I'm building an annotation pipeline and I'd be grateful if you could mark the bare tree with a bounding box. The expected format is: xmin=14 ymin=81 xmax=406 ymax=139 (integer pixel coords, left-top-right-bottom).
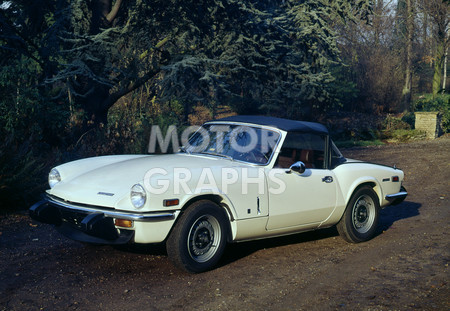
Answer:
xmin=421 ymin=0 xmax=449 ymax=97
xmin=336 ymin=0 xmax=404 ymax=113
xmin=401 ymin=0 xmax=414 ymax=112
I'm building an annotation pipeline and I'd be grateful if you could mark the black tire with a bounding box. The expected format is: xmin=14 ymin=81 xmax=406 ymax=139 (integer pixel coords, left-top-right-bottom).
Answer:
xmin=166 ymin=200 xmax=228 ymax=273
xmin=337 ymin=186 xmax=380 ymax=243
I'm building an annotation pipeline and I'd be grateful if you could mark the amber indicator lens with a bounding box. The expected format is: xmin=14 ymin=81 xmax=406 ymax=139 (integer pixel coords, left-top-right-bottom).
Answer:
xmin=115 ymin=219 xmax=133 ymax=228
xmin=163 ymin=199 xmax=180 ymax=207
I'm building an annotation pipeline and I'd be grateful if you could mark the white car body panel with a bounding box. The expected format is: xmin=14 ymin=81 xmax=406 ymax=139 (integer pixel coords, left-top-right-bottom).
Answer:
xmin=266 ymin=168 xmax=337 ymax=231
xmin=34 ymin=117 xmax=406 ymax=246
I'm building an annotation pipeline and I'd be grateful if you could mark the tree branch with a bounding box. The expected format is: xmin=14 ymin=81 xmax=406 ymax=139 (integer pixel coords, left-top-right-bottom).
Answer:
xmin=102 ymin=67 xmax=161 ymax=111
xmin=106 ymin=0 xmax=123 ymax=23
xmin=0 ymin=11 xmax=45 ymax=69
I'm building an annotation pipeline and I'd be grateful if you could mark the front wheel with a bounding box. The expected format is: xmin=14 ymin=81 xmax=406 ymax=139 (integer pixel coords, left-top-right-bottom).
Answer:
xmin=166 ymin=200 xmax=228 ymax=273
xmin=337 ymin=186 xmax=380 ymax=243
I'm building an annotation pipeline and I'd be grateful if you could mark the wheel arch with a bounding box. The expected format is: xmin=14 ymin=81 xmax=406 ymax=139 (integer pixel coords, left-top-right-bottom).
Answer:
xmin=175 ymin=194 xmax=236 ymax=242
xmin=346 ymin=179 xmax=382 ymax=207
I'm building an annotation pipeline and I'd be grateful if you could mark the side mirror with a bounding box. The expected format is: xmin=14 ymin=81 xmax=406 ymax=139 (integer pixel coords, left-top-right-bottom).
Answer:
xmin=286 ymin=161 xmax=306 ymax=175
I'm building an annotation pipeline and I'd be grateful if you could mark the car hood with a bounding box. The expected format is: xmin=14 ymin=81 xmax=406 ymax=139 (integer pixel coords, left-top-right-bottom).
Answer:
xmin=48 ymin=153 xmax=238 ymax=208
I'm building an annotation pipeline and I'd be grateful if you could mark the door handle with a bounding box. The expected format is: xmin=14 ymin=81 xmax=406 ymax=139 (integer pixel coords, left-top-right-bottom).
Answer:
xmin=322 ymin=176 xmax=333 ymax=183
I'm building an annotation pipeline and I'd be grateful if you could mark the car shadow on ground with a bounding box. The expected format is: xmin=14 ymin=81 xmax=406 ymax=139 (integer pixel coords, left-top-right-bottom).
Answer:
xmin=109 ymin=200 xmax=421 ymax=267
xmin=113 ymin=242 xmax=168 ymax=256
xmin=219 ymin=227 xmax=340 ymax=267
xmin=219 ymin=200 xmax=421 ymax=268
xmin=377 ymin=200 xmax=421 ymax=233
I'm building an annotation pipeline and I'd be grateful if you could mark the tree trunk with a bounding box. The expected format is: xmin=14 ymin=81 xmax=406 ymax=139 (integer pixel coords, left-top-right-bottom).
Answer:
xmin=91 ymin=0 xmax=112 ymax=33
xmin=75 ymin=0 xmax=164 ymax=131
xmin=373 ymin=0 xmax=384 ymax=47
xmin=443 ymin=46 xmax=448 ymax=93
xmin=432 ymin=38 xmax=445 ymax=98
xmin=77 ymin=0 xmax=121 ymax=130
xmin=426 ymin=0 xmax=449 ymax=98
xmin=401 ymin=0 xmax=413 ymax=112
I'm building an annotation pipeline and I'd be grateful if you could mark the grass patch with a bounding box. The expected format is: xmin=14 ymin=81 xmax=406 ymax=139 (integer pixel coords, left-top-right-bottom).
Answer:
xmin=383 ymin=129 xmax=427 ymax=143
xmin=335 ymin=139 xmax=384 ymax=148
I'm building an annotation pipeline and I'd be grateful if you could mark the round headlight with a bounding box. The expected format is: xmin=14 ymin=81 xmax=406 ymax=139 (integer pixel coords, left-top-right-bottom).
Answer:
xmin=131 ymin=184 xmax=146 ymax=209
xmin=48 ymin=168 xmax=61 ymax=188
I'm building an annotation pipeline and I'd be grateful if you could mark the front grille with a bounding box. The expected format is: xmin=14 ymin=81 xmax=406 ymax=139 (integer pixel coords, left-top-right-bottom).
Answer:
xmin=59 ymin=208 xmax=89 ymax=229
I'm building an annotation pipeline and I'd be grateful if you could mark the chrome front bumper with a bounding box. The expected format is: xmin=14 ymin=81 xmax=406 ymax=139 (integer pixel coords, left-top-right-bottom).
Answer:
xmin=29 ymin=195 xmax=176 ymax=244
xmin=42 ymin=195 xmax=176 ymax=222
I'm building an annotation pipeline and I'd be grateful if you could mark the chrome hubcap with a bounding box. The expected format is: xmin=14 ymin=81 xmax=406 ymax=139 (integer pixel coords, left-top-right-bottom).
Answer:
xmin=191 ymin=220 xmax=213 ymax=256
xmin=352 ymin=195 xmax=375 ymax=234
xmin=188 ymin=215 xmax=221 ymax=263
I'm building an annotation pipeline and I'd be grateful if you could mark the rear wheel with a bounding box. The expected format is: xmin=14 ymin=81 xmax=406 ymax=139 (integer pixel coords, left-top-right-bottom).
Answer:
xmin=166 ymin=200 xmax=228 ymax=273
xmin=337 ymin=186 xmax=380 ymax=243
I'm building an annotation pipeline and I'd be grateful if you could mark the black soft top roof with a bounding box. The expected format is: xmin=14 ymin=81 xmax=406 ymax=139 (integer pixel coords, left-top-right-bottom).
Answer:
xmin=212 ymin=115 xmax=329 ymax=135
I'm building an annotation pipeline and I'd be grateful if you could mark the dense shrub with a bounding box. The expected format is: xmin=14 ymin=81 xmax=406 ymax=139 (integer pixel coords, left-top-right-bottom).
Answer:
xmin=325 ymin=112 xmax=384 ymax=142
xmin=328 ymin=113 xmax=429 ymax=146
xmin=382 ymin=115 xmax=411 ymax=131
xmin=379 ymin=115 xmax=429 ymax=143
xmin=401 ymin=112 xmax=416 ymax=129
xmin=383 ymin=129 xmax=427 ymax=142
xmin=0 ymin=137 xmax=53 ymax=212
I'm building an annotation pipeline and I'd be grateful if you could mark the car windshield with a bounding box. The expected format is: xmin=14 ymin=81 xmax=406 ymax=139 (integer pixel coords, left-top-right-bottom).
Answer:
xmin=183 ymin=124 xmax=280 ymax=165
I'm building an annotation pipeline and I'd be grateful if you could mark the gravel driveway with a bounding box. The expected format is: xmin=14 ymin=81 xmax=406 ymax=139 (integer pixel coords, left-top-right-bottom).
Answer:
xmin=1 ymin=137 xmax=449 ymax=310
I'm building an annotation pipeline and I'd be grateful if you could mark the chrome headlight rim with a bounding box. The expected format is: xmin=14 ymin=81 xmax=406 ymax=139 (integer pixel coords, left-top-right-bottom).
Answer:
xmin=48 ymin=168 xmax=61 ymax=188
xmin=130 ymin=183 xmax=147 ymax=209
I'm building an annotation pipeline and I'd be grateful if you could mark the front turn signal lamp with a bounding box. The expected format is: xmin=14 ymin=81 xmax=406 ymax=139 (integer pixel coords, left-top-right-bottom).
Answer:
xmin=115 ymin=219 xmax=133 ymax=228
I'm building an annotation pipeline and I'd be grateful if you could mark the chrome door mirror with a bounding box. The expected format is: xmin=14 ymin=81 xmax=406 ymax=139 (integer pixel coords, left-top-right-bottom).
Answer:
xmin=286 ymin=161 xmax=306 ymax=175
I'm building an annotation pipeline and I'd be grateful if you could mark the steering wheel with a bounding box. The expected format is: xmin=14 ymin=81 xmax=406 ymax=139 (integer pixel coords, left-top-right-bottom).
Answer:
xmin=245 ymin=149 xmax=269 ymax=164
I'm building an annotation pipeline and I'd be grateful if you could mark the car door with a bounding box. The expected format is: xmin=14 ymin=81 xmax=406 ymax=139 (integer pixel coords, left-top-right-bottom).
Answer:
xmin=266 ymin=132 xmax=337 ymax=231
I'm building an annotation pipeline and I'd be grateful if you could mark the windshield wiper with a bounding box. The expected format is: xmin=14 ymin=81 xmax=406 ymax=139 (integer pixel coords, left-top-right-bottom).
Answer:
xmin=179 ymin=146 xmax=191 ymax=154
xmin=198 ymin=151 xmax=233 ymax=161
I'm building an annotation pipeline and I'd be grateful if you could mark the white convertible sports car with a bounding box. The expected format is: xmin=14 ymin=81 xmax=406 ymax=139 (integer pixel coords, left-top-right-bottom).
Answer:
xmin=30 ymin=116 xmax=407 ymax=273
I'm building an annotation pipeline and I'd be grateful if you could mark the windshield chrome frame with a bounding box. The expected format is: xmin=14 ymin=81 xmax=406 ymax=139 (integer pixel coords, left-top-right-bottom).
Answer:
xmin=182 ymin=121 xmax=283 ymax=167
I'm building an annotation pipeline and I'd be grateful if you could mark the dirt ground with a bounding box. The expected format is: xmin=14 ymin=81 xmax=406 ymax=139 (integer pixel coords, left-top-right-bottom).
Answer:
xmin=1 ymin=137 xmax=449 ymax=311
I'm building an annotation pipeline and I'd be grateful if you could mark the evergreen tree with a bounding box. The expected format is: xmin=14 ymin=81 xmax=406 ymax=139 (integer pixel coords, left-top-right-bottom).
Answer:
xmin=0 ymin=0 xmax=69 ymax=143
xmin=2 ymin=0 xmax=373 ymax=133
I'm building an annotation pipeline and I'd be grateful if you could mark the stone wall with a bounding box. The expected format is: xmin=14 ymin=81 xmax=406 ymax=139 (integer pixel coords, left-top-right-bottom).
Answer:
xmin=415 ymin=112 xmax=442 ymax=139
